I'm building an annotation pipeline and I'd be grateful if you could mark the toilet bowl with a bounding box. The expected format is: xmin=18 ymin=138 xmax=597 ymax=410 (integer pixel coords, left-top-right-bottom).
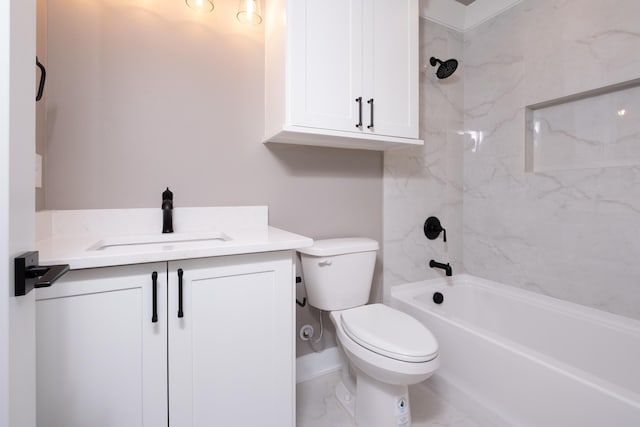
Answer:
xmin=298 ymin=238 xmax=440 ymax=427
xmin=331 ymin=305 xmax=439 ymax=427
xmin=332 ymin=304 xmax=439 ymax=385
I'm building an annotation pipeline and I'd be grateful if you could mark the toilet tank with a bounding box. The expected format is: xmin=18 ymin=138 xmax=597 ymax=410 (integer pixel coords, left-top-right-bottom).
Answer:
xmin=298 ymin=238 xmax=379 ymax=311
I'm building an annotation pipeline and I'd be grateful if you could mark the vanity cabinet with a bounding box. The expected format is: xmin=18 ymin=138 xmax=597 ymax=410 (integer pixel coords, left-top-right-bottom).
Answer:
xmin=35 ymin=263 xmax=168 ymax=427
xmin=36 ymin=251 xmax=295 ymax=427
xmin=264 ymin=0 xmax=422 ymax=151
xmin=167 ymin=253 xmax=295 ymax=426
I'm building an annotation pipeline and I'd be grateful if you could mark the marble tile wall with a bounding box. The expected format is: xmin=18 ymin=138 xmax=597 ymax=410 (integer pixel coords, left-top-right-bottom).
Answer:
xmin=385 ymin=0 xmax=640 ymax=320
xmin=530 ymin=83 xmax=640 ymax=172
xmin=463 ymin=0 xmax=640 ymax=319
xmin=383 ymin=19 xmax=464 ymax=297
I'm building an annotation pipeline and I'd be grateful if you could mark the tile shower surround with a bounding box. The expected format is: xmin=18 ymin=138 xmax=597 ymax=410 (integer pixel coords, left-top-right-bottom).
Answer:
xmin=384 ymin=0 xmax=640 ymax=320
xmin=528 ymin=82 xmax=640 ymax=172
xmin=383 ymin=18 xmax=464 ymax=295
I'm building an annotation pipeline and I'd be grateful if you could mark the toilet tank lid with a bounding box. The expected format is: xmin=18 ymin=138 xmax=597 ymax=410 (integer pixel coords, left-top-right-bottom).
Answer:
xmin=298 ymin=238 xmax=379 ymax=257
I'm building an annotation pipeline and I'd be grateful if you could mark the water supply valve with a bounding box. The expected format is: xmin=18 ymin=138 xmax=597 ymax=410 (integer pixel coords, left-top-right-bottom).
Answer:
xmin=300 ymin=325 xmax=314 ymax=341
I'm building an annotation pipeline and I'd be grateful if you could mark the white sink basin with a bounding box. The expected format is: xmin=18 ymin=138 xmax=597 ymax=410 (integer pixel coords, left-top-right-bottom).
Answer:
xmin=89 ymin=232 xmax=231 ymax=251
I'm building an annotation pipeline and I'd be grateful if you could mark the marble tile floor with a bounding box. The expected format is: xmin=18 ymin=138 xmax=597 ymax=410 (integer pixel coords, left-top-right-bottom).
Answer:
xmin=297 ymin=370 xmax=480 ymax=427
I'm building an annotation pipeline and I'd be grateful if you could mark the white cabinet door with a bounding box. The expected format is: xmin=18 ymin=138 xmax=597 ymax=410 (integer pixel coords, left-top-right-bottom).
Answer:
xmin=289 ymin=0 xmax=363 ymax=133
xmin=363 ymin=0 xmax=419 ymax=139
xmin=168 ymin=252 xmax=295 ymax=427
xmin=35 ymin=263 xmax=167 ymax=427
xmin=265 ymin=0 xmax=421 ymax=149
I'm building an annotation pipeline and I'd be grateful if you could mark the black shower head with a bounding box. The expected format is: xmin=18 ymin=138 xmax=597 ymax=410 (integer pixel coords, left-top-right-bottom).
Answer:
xmin=430 ymin=57 xmax=458 ymax=79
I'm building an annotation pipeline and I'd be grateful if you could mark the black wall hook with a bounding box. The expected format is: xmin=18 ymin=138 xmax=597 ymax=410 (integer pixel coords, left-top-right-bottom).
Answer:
xmin=424 ymin=216 xmax=447 ymax=242
xmin=36 ymin=57 xmax=46 ymax=102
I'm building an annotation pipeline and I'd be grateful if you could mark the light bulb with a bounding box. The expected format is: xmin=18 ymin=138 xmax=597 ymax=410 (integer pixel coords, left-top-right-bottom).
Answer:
xmin=237 ymin=0 xmax=262 ymax=25
xmin=186 ymin=0 xmax=214 ymax=13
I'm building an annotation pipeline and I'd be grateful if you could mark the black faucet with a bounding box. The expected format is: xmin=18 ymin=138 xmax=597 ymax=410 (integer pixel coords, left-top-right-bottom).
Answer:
xmin=429 ymin=259 xmax=452 ymax=276
xmin=162 ymin=187 xmax=173 ymax=234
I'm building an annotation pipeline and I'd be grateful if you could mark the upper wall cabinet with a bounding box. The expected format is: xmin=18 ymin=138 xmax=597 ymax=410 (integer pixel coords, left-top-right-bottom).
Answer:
xmin=264 ymin=0 xmax=422 ymax=151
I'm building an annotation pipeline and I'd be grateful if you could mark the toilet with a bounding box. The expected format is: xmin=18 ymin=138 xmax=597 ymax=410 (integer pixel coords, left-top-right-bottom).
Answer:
xmin=298 ymin=238 xmax=439 ymax=427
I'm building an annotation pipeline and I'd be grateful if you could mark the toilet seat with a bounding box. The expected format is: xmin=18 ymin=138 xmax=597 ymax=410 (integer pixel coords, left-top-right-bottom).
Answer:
xmin=331 ymin=308 xmax=439 ymax=386
xmin=341 ymin=304 xmax=438 ymax=363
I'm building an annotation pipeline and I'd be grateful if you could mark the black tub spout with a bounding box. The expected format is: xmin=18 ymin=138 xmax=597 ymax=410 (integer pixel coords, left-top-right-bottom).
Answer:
xmin=429 ymin=259 xmax=452 ymax=276
xmin=162 ymin=187 xmax=173 ymax=234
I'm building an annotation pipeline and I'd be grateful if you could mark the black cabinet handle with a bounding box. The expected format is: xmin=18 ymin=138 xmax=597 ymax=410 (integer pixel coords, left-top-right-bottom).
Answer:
xmin=367 ymin=98 xmax=374 ymax=129
xmin=355 ymin=97 xmax=363 ymax=128
xmin=36 ymin=57 xmax=46 ymax=102
xmin=177 ymin=268 xmax=184 ymax=318
xmin=151 ymin=272 xmax=158 ymax=323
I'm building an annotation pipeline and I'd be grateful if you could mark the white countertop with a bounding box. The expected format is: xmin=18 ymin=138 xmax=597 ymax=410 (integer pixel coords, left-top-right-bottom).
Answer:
xmin=37 ymin=207 xmax=313 ymax=270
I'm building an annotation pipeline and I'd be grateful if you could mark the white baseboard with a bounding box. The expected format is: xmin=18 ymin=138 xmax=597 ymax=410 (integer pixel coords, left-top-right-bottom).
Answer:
xmin=296 ymin=347 xmax=342 ymax=384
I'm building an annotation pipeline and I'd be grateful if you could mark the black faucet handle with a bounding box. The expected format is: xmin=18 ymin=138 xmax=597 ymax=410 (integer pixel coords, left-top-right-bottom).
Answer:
xmin=162 ymin=187 xmax=174 ymax=234
xmin=163 ymin=187 xmax=173 ymax=201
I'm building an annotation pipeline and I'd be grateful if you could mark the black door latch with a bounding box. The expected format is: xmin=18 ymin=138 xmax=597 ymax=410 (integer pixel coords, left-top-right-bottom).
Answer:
xmin=15 ymin=251 xmax=70 ymax=296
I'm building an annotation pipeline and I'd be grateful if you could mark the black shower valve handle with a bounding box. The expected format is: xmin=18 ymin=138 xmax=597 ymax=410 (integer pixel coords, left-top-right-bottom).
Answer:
xmin=424 ymin=216 xmax=447 ymax=243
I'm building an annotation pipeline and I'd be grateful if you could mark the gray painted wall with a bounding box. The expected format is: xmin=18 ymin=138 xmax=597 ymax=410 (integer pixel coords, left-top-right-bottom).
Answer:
xmin=36 ymin=0 xmax=46 ymax=211
xmin=42 ymin=0 xmax=382 ymax=357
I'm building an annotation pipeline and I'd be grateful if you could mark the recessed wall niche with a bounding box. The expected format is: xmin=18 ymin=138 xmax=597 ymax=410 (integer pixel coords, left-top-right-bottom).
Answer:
xmin=525 ymin=79 xmax=640 ymax=173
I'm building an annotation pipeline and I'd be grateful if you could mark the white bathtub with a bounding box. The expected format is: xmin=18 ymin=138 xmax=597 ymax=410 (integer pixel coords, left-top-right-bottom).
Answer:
xmin=390 ymin=274 xmax=640 ymax=426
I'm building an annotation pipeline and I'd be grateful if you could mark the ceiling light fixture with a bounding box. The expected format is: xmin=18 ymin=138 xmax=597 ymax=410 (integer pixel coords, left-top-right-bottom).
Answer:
xmin=185 ymin=0 xmax=214 ymax=13
xmin=185 ymin=0 xmax=262 ymax=25
xmin=236 ymin=0 xmax=262 ymax=25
